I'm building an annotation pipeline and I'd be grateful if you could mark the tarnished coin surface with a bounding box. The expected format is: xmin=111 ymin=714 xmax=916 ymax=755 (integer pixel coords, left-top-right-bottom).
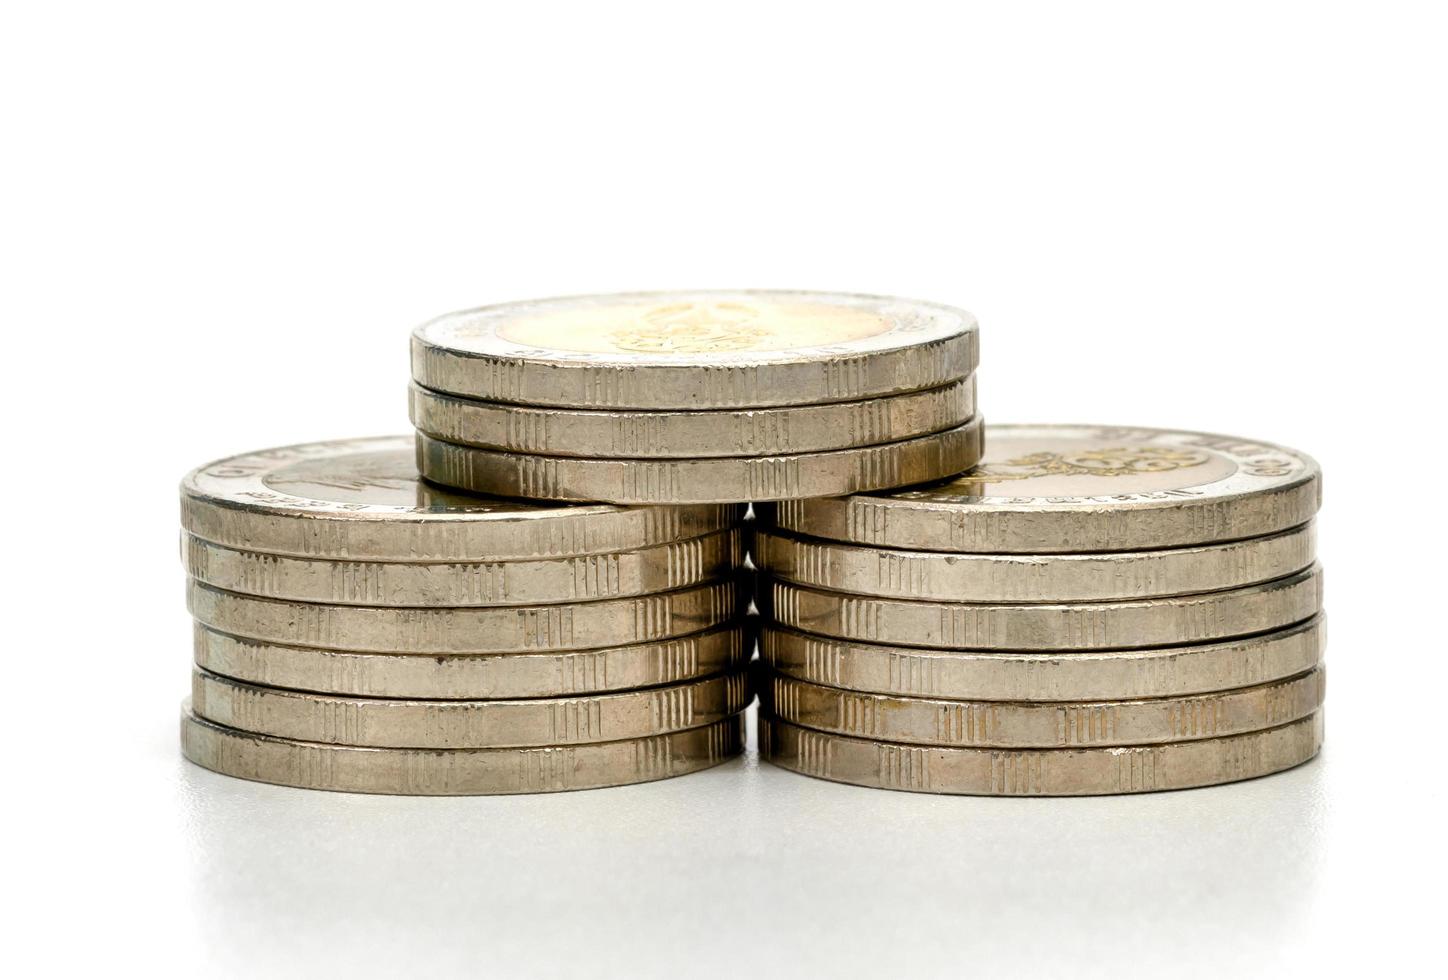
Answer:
xmin=761 ymin=424 xmax=1321 ymax=552
xmin=415 ymin=418 xmax=984 ymax=504
xmin=408 ymin=377 xmax=976 ymax=458
xmin=760 ymin=713 xmax=1323 ymax=795
xmin=187 ymin=578 xmax=745 ymax=653
xmin=182 ymin=528 xmax=741 ymax=606
xmin=760 ymin=617 xmax=1325 ymax=701
xmin=751 ymin=524 xmax=1315 ymax=602
xmin=182 ymin=437 xmax=743 ymax=562
xmin=759 ymin=566 xmax=1322 ymax=650
xmin=411 ymin=290 xmax=978 ymax=410
xmin=760 ymin=667 xmax=1324 ymax=748
xmin=195 ymin=622 xmax=752 ymax=699
xmin=182 ymin=708 xmax=744 ymax=795
xmin=191 ymin=668 xmax=752 ymax=748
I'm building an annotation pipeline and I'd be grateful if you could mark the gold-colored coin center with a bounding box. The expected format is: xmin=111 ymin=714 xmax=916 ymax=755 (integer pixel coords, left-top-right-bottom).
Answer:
xmin=496 ymin=299 xmax=893 ymax=355
xmin=932 ymin=438 xmax=1237 ymax=498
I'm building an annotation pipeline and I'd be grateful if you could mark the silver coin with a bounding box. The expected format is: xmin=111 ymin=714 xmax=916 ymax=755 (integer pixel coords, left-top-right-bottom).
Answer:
xmin=761 ymin=666 xmax=1324 ymax=748
xmin=751 ymin=523 xmax=1315 ymax=601
xmin=194 ymin=622 xmax=752 ymax=699
xmin=182 ymin=528 xmax=742 ymax=607
xmin=187 ymin=577 xmax=745 ymax=653
xmin=408 ymin=377 xmax=976 ymax=458
xmin=182 ymin=707 xmax=744 ymax=795
xmin=762 ymin=424 xmax=1321 ymax=552
xmin=182 ymin=437 xmax=744 ymax=562
xmin=191 ymin=667 xmax=752 ymax=748
xmin=759 ymin=565 xmax=1322 ymax=650
xmin=411 ymin=290 xmax=979 ymax=410
xmin=759 ymin=617 xmax=1325 ymax=701
xmin=415 ymin=418 xmax=984 ymax=504
xmin=760 ymin=713 xmax=1323 ymax=795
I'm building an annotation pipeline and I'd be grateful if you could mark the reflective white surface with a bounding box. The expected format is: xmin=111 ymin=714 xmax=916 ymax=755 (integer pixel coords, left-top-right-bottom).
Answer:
xmin=7 ymin=2 xmax=1444 ymax=976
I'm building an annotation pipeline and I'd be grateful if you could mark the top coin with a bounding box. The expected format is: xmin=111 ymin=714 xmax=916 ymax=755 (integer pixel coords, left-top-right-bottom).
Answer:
xmin=763 ymin=424 xmax=1321 ymax=552
xmin=411 ymin=290 xmax=979 ymax=409
xmin=181 ymin=437 xmax=743 ymax=562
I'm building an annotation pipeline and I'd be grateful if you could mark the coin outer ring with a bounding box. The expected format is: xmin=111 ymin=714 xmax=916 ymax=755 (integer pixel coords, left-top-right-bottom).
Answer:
xmin=181 ymin=708 xmax=744 ymax=795
xmin=183 ymin=436 xmax=744 ymax=561
xmin=761 ymin=424 xmax=1322 ymax=552
xmin=751 ymin=523 xmax=1316 ymax=602
xmin=182 ymin=528 xmax=742 ymax=607
xmin=759 ymin=565 xmax=1323 ymax=650
xmin=759 ymin=713 xmax=1323 ymax=795
xmin=415 ymin=419 xmax=985 ymax=505
xmin=191 ymin=667 xmax=753 ymax=749
xmin=408 ymin=377 xmax=976 ymax=458
xmin=410 ymin=290 xmax=979 ymax=410
xmin=187 ymin=578 xmax=746 ymax=653
xmin=759 ymin=618 xmax=1325 ymax=701
xmin=759 ymin=666 xmax=1324 ymax=748
xmin=194 ymin=622 xmax=753 ymax=699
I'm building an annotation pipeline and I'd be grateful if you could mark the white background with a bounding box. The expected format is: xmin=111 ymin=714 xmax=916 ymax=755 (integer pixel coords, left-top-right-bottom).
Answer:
xmin=4 ymin=2 xmax=1444 ymax=977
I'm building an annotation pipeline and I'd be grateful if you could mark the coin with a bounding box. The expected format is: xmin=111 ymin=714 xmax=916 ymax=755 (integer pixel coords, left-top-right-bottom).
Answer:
xmin=759 ymin=566 xmax=1322 ymax=650
xmin=408 ymin=377 xmax=976 ymax=458
xmin=182 ymin=437 xmax=744 ymax=562
xmin=187 ymin=578 xmax=745 ymax=653
xmin=195 ymin=622 xmax=752 ymax=699
xmin=191 ymin=667 xmax=752 ymax=748
xmin=182 ymin=707 xmax=744 ymax=795
xmin=761 ymin=424 xmax=1321 ymax=552
xmin=760 ymin=713 xmax=1322 ymax=795
xmin=759 ymin=617 xmax=1325 ymax=701
xmin=760 ymin=666 xmax=1323 ymax=748
xmin=182 ymin=528 xmax=741 ymax=606
xmin=751 ymin=523 xmax=1315 ymax=602
xmin=415 ymin=418 xmax=985 ymax=504
xmin=411 ymin=290 xmax=979 ymax=410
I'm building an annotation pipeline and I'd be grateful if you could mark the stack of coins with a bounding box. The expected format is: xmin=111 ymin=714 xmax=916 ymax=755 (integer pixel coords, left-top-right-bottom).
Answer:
xmin=408 ymin=290 xmax=983 ymax=504
xmin=178 ymin=437 xmax=752 ymax=794
xmin=753 ymin=424 xmax=1325 ymax=795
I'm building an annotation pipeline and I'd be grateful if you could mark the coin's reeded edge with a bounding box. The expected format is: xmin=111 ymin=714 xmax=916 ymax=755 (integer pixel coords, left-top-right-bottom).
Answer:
xmin=181 ymin=526 xmax=744 ymax=607
xmin=407 ymin=376 xmax=978 ymax=458
xmin=186 ymin=575 xmax=749 ymax=654
xmin=758 ymin=565 xmax=1324 ymax=651
xmin=193 ymin=621 xmax=756 ymax=699
xmin=749 ymin=522 xmax=1317 ymax=602
xmin=181 ymin=706 xmax=745 ymax=795
xmin=190 ymin=665 xmax=755 ymax=748
xmin=759 ymin=713 xmax=1324 ymax=796
xmin=758 ymin=616 xmax=1326 ymax=701
xmin=414 ymin=418 xmax=985 ymax=504
xmin=757 ymin=665 xmax=1325 ymax=748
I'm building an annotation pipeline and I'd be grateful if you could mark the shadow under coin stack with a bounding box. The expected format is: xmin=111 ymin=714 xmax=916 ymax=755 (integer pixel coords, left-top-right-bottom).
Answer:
xmin=407 ymin=291 xmax=982 ymax=504
xmin=754 ymin=425 xmax=1325 ymax=795
xmin=178 ymin=438 xmax=751 ymax=794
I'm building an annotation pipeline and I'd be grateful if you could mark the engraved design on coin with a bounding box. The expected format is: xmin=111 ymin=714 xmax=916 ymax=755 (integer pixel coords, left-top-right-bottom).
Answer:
xmin=607 ymin=302 xmax=775 ymax=354
xmin=953 ymin=446 xmax=1212 ymax=486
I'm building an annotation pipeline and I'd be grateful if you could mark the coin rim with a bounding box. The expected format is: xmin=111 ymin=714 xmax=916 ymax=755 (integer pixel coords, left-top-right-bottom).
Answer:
xmin=181 ymin=707 xmax=744 ymax=795
xmin=408 ymin=377 xmax=977 ymax=458
xmin=415 ymin=418 xmax=985 ymax=504
xmin=762 ymin=423 xmax=1322 ymax=552
xmin=759 ymin=666 xmax=1325 ymax=748
xmin=758 ymin=616 xmax=1326 ymax=701
xmin=751 ymin=522 xmax=1317 ymax=601
xmin=191 ymin=666 xmax=754 ymax=748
